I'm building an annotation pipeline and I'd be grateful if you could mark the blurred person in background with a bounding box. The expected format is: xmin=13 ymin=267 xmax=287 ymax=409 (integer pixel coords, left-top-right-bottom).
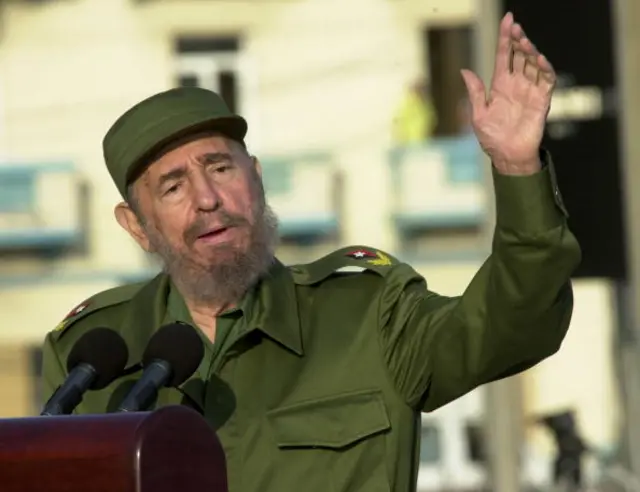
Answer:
xmin=538 ymin=411 xmax=590 ymax=491
xmin=41 ymin=12 xmax=580 ymax=492
xmin=392 ymin=77 xmax=438 ymax=145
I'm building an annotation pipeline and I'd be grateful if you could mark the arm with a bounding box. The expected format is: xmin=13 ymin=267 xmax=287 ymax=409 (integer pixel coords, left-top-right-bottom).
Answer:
xmin=378 ymin=157 xmax=581 ymax=412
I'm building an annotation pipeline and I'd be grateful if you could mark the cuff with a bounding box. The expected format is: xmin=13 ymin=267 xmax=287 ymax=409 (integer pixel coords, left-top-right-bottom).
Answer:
xmin=493 ymin=149 xmax=568 ymax=234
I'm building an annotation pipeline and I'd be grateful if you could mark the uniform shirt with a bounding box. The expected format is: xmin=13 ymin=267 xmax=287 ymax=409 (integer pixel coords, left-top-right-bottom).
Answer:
xmin=165 ymin=282 xmax=249 ymax=387
xmin=41 ymin=156 xmax=580 ymax=492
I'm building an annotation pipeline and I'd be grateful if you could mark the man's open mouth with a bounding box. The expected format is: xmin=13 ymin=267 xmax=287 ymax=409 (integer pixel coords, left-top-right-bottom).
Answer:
xmin=197 ymin=226 xmax=232 ymax=240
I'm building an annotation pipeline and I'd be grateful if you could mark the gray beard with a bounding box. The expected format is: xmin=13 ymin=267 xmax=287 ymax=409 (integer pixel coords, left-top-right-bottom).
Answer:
xmin=147 ymin=203 xmax=279 ymax=307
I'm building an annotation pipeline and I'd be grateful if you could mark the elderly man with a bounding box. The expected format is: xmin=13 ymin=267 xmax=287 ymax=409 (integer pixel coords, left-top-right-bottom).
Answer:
xmin=41 ymin=13 xmax=580 ymax=492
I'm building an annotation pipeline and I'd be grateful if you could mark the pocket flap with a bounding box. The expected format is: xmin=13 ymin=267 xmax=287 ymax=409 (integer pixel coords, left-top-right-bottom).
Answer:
xmin=267 ymin=388 xmax=391 ymax=449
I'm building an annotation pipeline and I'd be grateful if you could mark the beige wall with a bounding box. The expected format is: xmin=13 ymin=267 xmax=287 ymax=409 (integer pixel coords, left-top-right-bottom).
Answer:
xmin=0 ymin=345 xmax=34 ymax=418
xmin=0 ymin=280 xmax=124 ymax=345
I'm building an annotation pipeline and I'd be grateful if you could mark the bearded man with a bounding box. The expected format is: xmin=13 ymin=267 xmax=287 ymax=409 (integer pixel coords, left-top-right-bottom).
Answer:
xmin=41 ymin=13 xmax=580 ymax=492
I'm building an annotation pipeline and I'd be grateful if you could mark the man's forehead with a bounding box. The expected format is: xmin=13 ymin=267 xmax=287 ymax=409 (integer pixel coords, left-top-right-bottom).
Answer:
xmin=149 ymin=133 xmax=237 ymax=168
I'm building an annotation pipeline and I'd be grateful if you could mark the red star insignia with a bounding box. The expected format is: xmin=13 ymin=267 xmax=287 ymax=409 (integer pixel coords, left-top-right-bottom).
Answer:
xmin=63 ymin=301 xmax=90 ymax=321
xmin=345 ymin=249 xmax=376 ymax=260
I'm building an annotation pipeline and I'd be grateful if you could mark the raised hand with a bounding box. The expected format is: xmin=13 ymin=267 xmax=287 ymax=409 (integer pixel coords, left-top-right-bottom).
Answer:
xmin=461 ymin=12 xmax=556 ymax=175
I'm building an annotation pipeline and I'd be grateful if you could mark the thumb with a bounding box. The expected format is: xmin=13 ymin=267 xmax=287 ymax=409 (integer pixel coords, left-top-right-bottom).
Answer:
xmin=460 ymin=69 xmax=487 ymax=113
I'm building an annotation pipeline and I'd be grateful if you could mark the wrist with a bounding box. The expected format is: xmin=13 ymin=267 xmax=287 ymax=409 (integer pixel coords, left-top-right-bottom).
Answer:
xmin=492 ymin=157 xmax=542 ymax=176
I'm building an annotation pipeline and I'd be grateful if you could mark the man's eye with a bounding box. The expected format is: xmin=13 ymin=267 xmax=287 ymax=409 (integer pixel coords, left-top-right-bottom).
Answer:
xmin=165 ymin=183 xmax=180 ymax=195
xmin=214 ymin=165 xmax=231 ymax=173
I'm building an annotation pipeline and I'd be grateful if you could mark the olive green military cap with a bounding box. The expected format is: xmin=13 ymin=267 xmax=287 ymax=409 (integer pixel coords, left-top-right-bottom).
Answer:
xmin=103 ymin=87 xmax=247 ymax=198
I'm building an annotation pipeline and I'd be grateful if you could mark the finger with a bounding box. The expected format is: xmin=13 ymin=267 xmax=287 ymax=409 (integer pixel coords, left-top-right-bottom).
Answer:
xmin=515 ymin=36 xmax=550 ymax=84
xmin=512 ymin=47 xmax=527 ymax=74
xmin=536 ymin=53 xmax=555 ymax=74
xmin=517 ymin=36 xmax=539 ymax=58
xmin=493 ymin=12 xmax=514 ymax=77
xmin=523 ymin=59 xmax=539 ymax=84
xmin=460 ymin=69 xmax=487 ymax=114
xmin=537 ymin=54 xmax=556 ymax=92
xmin=509 ymin=23 xmax=526 ymax=74
xmin=510 ymin=22 xmax=525 ymax=42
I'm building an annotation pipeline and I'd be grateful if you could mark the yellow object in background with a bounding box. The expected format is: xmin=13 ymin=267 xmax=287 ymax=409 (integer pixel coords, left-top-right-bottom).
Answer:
xmin=392 ymin=89 xmax=437 ymax=145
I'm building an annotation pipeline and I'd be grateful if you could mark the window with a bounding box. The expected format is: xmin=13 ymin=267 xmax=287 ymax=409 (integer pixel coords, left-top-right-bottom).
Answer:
xmin=0 ymin=170 xmax=35 ymax=214
xmin=420 ymin=423 xmax=441 ymax=464
xmin=174 ymin=35 xmax=260 ymax=150
xmin=424 ymin=24 xmax=474 ymax=136
xmin=465 ymin=422 xmax=486 ymax=463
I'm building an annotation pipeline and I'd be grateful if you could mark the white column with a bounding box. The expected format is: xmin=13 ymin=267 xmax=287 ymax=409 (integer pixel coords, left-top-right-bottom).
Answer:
xmin=612 ymin=0 xmax=640 ymax=481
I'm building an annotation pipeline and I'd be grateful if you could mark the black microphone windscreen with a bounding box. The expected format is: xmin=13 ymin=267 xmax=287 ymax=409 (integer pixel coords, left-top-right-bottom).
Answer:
xmin=142 ymin=323 xmax=204 ymax=387
xmin=66 ymin=327 xmax=129 ymax=390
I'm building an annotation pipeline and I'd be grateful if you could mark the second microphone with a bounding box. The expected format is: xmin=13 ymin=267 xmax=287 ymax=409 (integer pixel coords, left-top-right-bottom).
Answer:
xmin=116 ymin=322 xmax=204 ymax=413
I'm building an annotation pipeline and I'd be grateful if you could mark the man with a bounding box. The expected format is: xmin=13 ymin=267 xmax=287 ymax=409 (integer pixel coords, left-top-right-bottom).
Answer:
xmin=41 ymin=13 xmax=580 ymax=492
xmin=392 ymin=77 xmax=437 ymax=144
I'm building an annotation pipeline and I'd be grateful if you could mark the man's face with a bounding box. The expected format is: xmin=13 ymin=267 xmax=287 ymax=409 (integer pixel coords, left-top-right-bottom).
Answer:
xmin=117 ymin=132 xmax=278 ymax=305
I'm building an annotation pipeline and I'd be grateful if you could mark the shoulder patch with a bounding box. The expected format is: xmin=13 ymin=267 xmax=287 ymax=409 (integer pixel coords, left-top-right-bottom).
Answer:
xmin=344 ymin=248 xmax=394 ymax=266
xmin=289 ymin=245 xmax=401 ymax=285
xmin=53 ymin=301 xmax=92 ymax=332
xmin=51 ymin=281 xmax=148 ymax=338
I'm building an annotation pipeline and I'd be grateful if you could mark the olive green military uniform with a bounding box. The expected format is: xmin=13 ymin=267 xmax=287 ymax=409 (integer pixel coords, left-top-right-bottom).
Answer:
xmin=42 ymin=86 xmax=580 ymax=491
xmin=42 ymin=154 xmax=580 ymax=492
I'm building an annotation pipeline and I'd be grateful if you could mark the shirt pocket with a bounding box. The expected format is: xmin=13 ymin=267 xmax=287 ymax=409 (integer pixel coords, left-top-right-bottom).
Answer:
xmin=265 ymin=388 xmax=392 ymax=492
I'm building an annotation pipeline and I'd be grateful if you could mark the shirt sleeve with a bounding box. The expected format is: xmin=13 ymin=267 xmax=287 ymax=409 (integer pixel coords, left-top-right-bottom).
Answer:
xmin=377 ymin=153 xmax=582 ymax=411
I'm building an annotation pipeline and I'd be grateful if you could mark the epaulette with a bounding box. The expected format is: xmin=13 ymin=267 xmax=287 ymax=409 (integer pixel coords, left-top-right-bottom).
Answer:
xmin=289 ymin=245 xmax=401 ymax=285
xmin=50 ymin=281 xmax=148 ymax=338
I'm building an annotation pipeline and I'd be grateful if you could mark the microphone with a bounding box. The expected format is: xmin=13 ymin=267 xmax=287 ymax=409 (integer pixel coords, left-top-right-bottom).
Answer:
xmin=40 ymin=327 xmax=129 ymax=416
xmin=116 ymin=322 xmax=204 ymax=413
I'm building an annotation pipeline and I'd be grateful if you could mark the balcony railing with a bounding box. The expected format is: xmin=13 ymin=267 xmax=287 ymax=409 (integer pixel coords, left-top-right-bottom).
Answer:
xmin=261 ymin=151 xmax=342 ymax=242
xmin=389 ymin=134 xmax=487 ymax=231
xmin=0 ymin=162 xmax=85 ymax=253
xmin=388 ymin=135 xmax=489 ymax=261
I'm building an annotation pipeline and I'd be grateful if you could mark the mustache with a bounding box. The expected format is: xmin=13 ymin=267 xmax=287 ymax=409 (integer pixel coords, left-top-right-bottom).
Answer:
xmin=183 ymin=211 xmax=249 ymax=245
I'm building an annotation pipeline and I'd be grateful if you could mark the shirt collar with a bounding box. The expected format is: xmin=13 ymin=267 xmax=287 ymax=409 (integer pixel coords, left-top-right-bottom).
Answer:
xmin=165 ymin=277 xmax=257 ymax=326
xmin=119 ymin=258 xmax=302 ymax=369
xmin=250 ymin=259 xmax=303 ymax=356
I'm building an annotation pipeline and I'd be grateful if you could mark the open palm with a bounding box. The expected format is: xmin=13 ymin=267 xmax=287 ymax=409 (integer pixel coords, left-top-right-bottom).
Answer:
xmin=462 ymin=12 xmax=556 ymax=175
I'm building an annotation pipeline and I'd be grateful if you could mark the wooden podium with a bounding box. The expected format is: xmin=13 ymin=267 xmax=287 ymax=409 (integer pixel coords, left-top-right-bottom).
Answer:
xmin=0 ymin=405 xmax=227 ymax=492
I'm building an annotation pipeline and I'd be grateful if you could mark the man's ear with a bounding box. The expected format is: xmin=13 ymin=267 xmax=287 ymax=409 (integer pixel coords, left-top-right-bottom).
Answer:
xmin=114 ymin=202 xmax=154 ymax=252
xmin=252 ymin=155 xmax=262 ymax=178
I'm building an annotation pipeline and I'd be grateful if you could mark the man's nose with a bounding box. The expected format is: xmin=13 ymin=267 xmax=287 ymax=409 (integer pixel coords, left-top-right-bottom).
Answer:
xmin=191 ymin=173 xmax=221 ymax=212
